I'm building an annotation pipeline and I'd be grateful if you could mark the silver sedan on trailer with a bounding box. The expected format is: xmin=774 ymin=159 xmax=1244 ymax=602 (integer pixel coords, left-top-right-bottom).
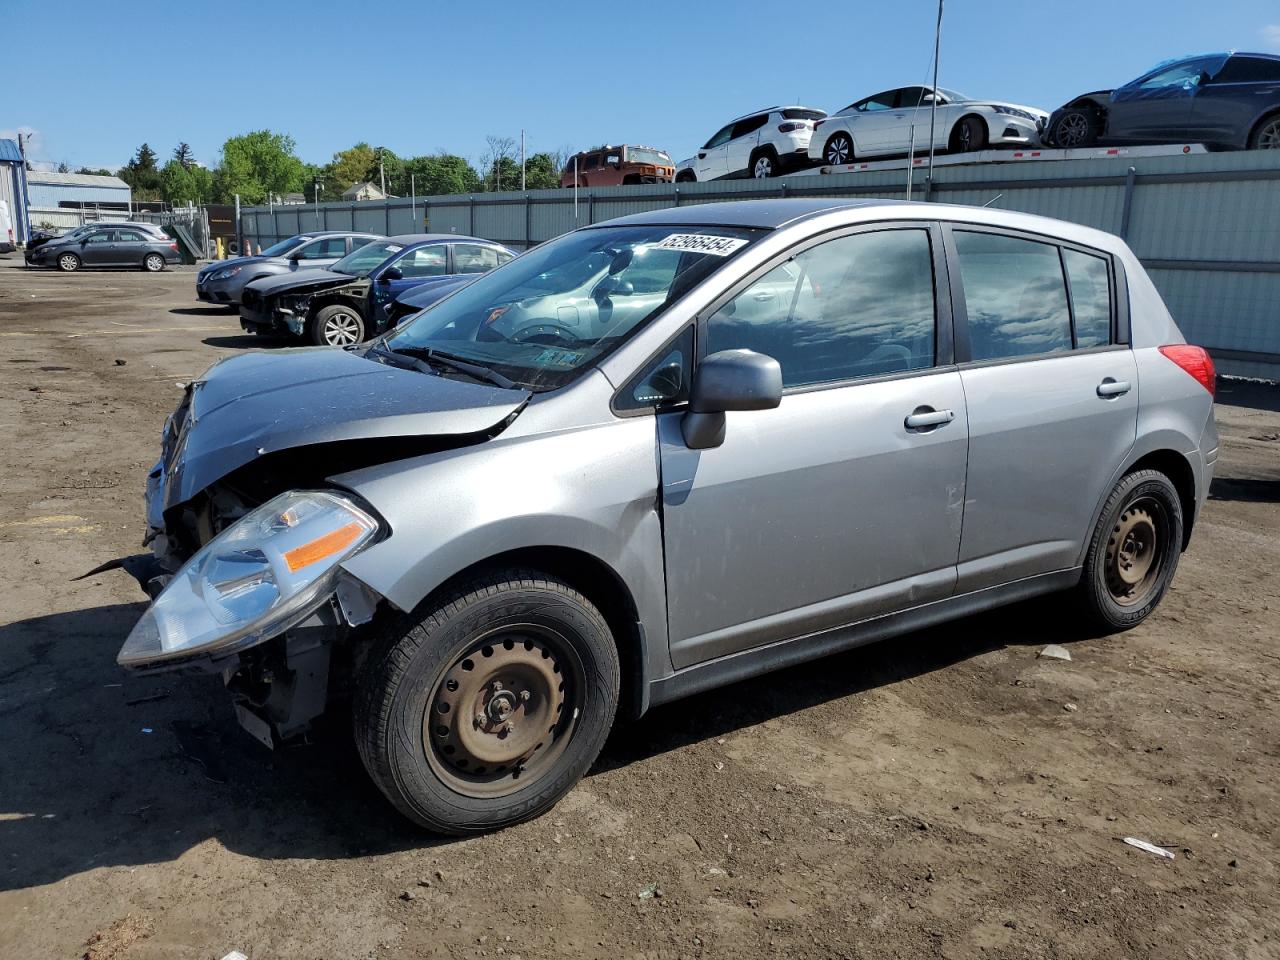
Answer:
xmin=112 ymin=199 xmax=1217 ymax=835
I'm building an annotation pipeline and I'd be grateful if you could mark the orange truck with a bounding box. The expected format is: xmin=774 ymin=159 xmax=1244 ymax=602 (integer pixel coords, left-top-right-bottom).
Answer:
xmin=561 ymin=145 xmax=675 ymax=187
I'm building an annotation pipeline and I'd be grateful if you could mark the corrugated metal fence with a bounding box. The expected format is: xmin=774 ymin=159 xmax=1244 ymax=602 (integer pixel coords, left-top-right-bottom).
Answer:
xmin=241 ymin=150 xmax=1280 ymax=380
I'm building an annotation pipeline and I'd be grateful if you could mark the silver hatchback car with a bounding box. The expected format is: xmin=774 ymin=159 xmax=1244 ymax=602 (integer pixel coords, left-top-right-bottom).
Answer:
xmin=114 ymin=199 xmax=1217 ymax=834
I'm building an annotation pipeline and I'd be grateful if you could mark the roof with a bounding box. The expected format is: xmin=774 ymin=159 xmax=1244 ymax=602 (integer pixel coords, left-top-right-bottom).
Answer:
xmin=27 ymin=170 xmax=129 ymax=189
xmin=0 ymin=139 xmax=22 ymax=164
xmin=341 ymin=181 xmax=387 ymax=199
xmin=592 ymin=198 xmax=896 ymax=230
xmin=386 ymin=233 xmax=486 ymax=244
xmin=730 ymin=105 xmax=826 ymax=122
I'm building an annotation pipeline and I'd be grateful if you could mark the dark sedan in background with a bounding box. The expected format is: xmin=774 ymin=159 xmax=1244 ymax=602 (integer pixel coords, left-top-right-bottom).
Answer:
xmin=1047 ymin=52 xmax=1280 ymax=150
xmin=196 ymin=230 xmax=382 ymax=307
xmin=240 ymin=234 xmax=515 ymax=345
xmin=25 ymin=225 xmax=180 ymax=272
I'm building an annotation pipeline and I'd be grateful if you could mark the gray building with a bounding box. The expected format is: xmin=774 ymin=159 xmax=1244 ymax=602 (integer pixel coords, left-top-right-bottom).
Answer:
xmin=0 ymin=138 xmax=31 ymax=245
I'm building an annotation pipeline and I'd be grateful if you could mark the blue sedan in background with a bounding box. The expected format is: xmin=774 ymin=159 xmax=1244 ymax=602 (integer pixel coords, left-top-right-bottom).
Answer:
xmin=239 ymin=234 xmax=516 ymax=345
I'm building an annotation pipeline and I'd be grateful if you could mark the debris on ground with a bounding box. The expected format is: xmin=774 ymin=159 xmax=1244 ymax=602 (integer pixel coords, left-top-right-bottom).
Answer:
xmin=1063 ymin=703 xmax=1079 ymax=712
xmin=1038 ymin=644 xmax=1073 ymax=661
xmin=1123 ymin=837 xmax=1176 ymax=860
xmin=82 ymin=914 xmax=153 ymax=960
xmin=638 ymin=883 xmax=662 ymax=900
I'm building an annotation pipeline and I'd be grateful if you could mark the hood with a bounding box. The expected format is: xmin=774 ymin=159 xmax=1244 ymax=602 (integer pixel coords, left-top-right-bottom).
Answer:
xmin=199 ymin=254 xmax=267 ymax=275
xmin=165 ymin=346 xmax=530 ymax=508
xmin=395 ymin=275 xmax=475 ymax=308
xmin=244 ymin=269 xmax=354 ymax=299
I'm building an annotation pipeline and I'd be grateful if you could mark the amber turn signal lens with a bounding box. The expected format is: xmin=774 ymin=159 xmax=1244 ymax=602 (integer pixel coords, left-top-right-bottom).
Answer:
xmin=283 ymin=522 xmax=364 ymax=572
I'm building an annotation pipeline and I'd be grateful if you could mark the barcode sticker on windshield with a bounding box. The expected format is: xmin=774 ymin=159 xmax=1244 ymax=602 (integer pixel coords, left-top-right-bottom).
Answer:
xmin=384 ymin=244 xmax=403 ymax=253
xmin=654 ymin=234 xmax=748 ymax=256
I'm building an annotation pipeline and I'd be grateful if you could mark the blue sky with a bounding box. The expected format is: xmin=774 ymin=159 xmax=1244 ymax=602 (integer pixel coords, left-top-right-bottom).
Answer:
xmin=6 ymin=0 xmax=1280 ymax=173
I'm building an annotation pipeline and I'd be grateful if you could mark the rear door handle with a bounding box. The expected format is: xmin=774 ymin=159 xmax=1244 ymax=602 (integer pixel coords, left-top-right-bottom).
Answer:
xmin=905 ymin=407 xmax=956 ymax=430
xmin=1096 ymin=379 xmax=1131 ymax=398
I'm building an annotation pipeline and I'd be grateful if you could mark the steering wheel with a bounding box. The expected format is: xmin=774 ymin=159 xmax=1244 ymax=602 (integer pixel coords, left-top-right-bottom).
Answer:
xmin=510 ymin=323 xmax=580 ymax=346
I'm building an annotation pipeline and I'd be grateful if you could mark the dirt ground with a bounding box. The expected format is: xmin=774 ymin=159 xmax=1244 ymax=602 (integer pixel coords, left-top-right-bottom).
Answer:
xmin=0 ymin=254 xmax=1277 ymax=960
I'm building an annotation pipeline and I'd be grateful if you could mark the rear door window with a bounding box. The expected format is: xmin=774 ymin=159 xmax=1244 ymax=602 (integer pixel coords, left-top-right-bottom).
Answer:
xmin=707 ymin=228 xmax=936 ymax=388
xmin=453 ymin=244 xmax=507 ymax=275
xmin=1214 ymin=56 xmax=1280 ymax=84
xmin=295 ymin=239 xmax=335 ymax=260
xmin=953 ymin=231 xmax=1072 ymax=360
xmin=395 ymin=245 xmax=448 ymax=278
xmin=116 ymin=229 xmax=146 ymax=242
xmin=1062 ymin=248 xmax=1112 ymax=348
xmin=731 ymin=115 xmax=769 ymax=140
xmin=85 ymin=230 xmax=114 ymax=244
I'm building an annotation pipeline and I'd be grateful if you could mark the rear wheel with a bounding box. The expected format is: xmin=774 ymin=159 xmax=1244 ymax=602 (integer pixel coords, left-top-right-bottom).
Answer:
xmin=1078 ymin=469 xmax=1183 ymax=632
xmin=1050 ymin=107 xmax=1101 ymax=148
xmin=1248 ymin=112 xmax=1280 ymax=150
xmin=57 ymin=252 xmax=81 ymax=272
xmin=353 ymin=570 xmax=620 ymax=834
xmin=309 ymin=304 xmax=365 ymax=346
xmin=823 ymin=132 xmax=855 ymax=166
xmin=750 ymin=148 xmax=779 ymax=179
xmin=143 ymin=253 xmax=166 ymax=272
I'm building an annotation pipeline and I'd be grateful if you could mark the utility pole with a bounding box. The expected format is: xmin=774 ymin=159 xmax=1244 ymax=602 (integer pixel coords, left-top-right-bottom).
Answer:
xmin=410 ymin=172 xmax=416 ymax=225
xmin=926 ymin=0 xmax=944 ymax=187
xmin=520 ymin=130 xmax=526 ymax=191
xmin=378 ymin=148 xmax=386 ymax=196
xmin=573 ymin=155 xmax=579 ymax=223
xmin=313 ymin=177 xmax=324 ymax=229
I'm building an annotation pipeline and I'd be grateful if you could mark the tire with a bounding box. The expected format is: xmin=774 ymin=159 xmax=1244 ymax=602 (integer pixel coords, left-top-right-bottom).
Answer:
xmin=750 ymin=148 xmax=779 ymax=179
xmin=353 ymin=570 xmax=620 ymax=834
xmin=675 ymin=170 xmax=696 ymax=183
xmin=309 ymin=303 xmax=365 ymax=346
xmin=1050 ymin=107 xmax=1101 ymax=148
xmin=823 ymin=132 xmax=855 ymax=166
xmin=1077 ymin=469 xmax=1183 ymax=633
xmin=1248 ymin=111 xmax=1280 ymax=150
xmin=949 ymin=115 xmax=989 ymax=154
xmin=57 ymin=252 xmax=81 ymax=273
xmin=143 ymin=253 xmax=166 ymax=272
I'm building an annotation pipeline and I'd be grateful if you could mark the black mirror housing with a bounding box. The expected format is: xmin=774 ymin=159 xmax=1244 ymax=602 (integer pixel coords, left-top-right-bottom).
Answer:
xmin=682 ymin=349 xmax=783 ymax=449
xmin=381 ymin=266 xmax=403 ymax=282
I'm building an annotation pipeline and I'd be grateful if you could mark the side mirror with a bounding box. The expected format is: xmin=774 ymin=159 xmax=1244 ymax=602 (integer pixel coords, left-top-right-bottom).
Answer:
xmin=381 ymin=266 xmax=403 ymax=282
xmin=594 ymin=277 xmax=634 ymax=299
xmin=681 ymin=349 xmax=783 ymax=449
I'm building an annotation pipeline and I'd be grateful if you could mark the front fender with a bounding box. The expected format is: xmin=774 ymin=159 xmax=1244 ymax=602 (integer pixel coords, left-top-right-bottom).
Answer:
xmin=334 ymin=414 xmax=673 ymax=682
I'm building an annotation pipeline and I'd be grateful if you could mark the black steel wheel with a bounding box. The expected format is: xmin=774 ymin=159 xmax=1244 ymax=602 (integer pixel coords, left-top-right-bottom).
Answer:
xmin=353 ymin=569 xmax=620 ymax=834
xmin=1078 ymin=469 xmax=1183 ymax=632
xmin=949 ymin=115 xmax=989 ymax=154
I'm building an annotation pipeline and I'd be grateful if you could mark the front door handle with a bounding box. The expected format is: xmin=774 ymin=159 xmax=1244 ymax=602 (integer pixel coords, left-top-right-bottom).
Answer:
xmin=905 ymin=407 xmax=956 ymax=430
xmin=1096 ymin=378 xmax=1131 ymax=398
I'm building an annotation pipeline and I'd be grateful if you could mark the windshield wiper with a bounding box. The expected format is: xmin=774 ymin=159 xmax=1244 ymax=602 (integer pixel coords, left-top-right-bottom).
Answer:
xmin=381 ymin=344 xmax=517 ymax=390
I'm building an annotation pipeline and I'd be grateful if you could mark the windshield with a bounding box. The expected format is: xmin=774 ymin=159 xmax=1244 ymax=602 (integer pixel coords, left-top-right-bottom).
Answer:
xmin=331 ymin=239 xmax=405 ymax=277
xmin=262 ymin=235 xmax=309 ymax=257
xmin=936 ymin=87 xmax=970 ymax=102
xmin=627 ymin=147 xmax=671 ymax=165
xmin=383 ymin=224 xmax=764 ymax=391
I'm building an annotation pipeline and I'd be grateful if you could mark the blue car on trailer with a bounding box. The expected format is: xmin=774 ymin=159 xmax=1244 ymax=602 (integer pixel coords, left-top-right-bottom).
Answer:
xmin=239 ymin=234 xmax=516 ymax=346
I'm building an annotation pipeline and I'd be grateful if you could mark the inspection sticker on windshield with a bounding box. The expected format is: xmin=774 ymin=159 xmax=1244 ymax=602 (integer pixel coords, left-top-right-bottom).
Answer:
xmin=654 ymin=234 xmax=748 ymax=256
xmin=533 ymin=348 xmax=585 ymax=368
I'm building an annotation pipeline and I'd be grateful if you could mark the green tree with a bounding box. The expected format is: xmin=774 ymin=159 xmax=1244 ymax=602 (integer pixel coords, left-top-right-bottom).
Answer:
xmin=56 ymin=162 xmax=70 ymax=173
xmin=523 ymin=152 xmax=560 ymax=191
xmin=76 ymin=167 xmax=114 ymax=176
xmin=213 ymin=130 xmax=305 ymax=204
xmin=402 ymin=153 xmax=481 ymax=197
xmin=160 ymin=159 xmax=212 ymax=205
xmin=325 ymin=142 xmax=378 ymax=198
xmin=374 ymin=146 xmax=405 ymax=196
xmin=173 ymin=142 xmax=195 ymax=169
xmin=120 ymin=143 xmax=162 ymax=199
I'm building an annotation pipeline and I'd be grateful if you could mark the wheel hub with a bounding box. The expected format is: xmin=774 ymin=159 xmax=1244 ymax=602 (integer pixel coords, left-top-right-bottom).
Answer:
xmin=427 ymin=634 xmax=566 ymax=781
xmin=1105 ymin=504 xmax=1161 ymax=603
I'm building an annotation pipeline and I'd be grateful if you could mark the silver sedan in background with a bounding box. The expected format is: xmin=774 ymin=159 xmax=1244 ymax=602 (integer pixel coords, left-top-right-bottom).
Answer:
xmin=196 ymin=231 xmax=382 ymax=307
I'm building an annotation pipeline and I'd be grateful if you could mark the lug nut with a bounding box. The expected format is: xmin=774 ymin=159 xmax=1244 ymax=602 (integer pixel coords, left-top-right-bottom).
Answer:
xmin=519 ymin=690 xmax=531 ymax=702
xmin=491 ymin=680 xmax=504 ymax=693
xmin=474 ymin=712 xmax=486 ymax=728
xmin=505 ymin=721 xmax=516 ymax=734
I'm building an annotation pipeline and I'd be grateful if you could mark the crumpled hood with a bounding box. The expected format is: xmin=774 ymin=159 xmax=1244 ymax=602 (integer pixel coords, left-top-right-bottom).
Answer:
xmin=165 ymin=346 xmax=529 ymax=508
xmin=395 ymin=275 xmax=475 ymax=309
xmin=244 ymin=269 xmax=353 ymax=299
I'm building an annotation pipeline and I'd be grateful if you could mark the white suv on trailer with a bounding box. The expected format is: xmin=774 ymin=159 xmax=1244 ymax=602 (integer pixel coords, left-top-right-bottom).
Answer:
xmin=676 ymin=106 xmax=827 ymax=181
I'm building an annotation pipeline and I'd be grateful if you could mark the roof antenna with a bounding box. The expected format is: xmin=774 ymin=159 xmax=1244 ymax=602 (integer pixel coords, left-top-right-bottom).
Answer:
xmin=982 ymin=193 xmax=1004 ymax=207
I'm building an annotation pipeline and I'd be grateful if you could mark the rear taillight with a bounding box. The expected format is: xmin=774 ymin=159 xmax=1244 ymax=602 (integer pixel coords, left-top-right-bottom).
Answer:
xmin=170 ymin=242 xmax=179 ymax=251
xmin=1158 ymin=344 xmax=1216 ymax=397
xmin=778 ymin=122 xmax=811 ymax=133
xmin=814 ymin=119 xmax=826 ymax=130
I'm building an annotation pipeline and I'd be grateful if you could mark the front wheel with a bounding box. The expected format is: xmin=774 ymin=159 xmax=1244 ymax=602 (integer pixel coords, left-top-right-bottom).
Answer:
xmin=1077 ymin=469 xmax=1183 ymax=632
xmin=949 ymin=116 xmax=988 ymax=153
xmin=57 ymin=252 xmax=81 ymax=273
xmin=143 ymin=253 xmax=166 ymax=272
xmin=1050 ymin=107 xmax=1101 ymax=148
xmin=309 ymin=304 xmax=365 ymax=346
xmin=353 ymin=571 xmax=620 ymax=834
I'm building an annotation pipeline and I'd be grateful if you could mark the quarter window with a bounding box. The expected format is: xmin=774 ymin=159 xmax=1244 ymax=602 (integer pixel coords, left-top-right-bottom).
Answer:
xmin=954 ymin=231 xmax=1072 ymax=360
xmin=707 ymin=228 xmax=936 ymax=389
xmin=731 ymin=115 xmax=769 ymax=140
xmin=1062 ymin=248 xmax=1112 ymax=348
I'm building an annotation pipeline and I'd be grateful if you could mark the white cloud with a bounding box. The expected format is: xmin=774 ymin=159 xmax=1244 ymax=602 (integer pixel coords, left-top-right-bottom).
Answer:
xmin=1262 ymin=24 xmax=1280 ymax=52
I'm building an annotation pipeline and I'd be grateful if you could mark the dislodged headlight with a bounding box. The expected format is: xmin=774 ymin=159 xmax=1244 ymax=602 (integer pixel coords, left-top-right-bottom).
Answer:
xmin=213 ymin=265 xmax=243 ymax=280
xmin=118 ymin=490 xmax=381 ymax=668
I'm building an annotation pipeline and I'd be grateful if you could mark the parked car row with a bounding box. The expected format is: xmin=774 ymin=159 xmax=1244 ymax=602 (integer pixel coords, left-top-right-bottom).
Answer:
xmin=573 ymin=51 xmax=1280 ymax=186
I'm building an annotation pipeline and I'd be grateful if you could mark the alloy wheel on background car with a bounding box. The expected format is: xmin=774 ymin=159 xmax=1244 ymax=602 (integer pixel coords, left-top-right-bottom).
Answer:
xmin=322 ymin=311 xmax=363 ymax=346
xmin=1054 ymin=111 xmax=1094 ymax=148
xmin=58 ymin=254 xmax=80 ymax=272
xmin=1254 ymin=116 xmax=1280 ymax=150
xmin=825 ymin=134 xmax=853 ymax=165
xmin=144 ymin=254 xmax=165 ymax=272
xmin=752 ymin=155 xmax=775 ymax=178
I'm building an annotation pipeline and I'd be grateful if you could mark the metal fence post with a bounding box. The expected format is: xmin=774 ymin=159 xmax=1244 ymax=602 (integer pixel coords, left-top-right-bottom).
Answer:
xmin=468 ymin=197 xmax=474 ymax=235
xmin=384 ymin=201 xmax=390 ymax=236
xmin=1119 ymin=166 xmax=1137 ymax=240
xmin=525 ymin=194 xmax=531 ymax=249
xmin=586 ymin=192 xmax=593 ymax=225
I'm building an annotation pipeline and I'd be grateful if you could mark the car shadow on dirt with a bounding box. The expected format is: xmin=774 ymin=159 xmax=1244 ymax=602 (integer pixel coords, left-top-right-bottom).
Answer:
xmin=1209 ymin=476 xmax=1280 ymax=502
xmin=202 ymin=334 xmax=293 ymax=350
xmin=0 ymin=595 xmax=1087 ymax=892
xmin=170 ymin=307 xmax=236 ymax=317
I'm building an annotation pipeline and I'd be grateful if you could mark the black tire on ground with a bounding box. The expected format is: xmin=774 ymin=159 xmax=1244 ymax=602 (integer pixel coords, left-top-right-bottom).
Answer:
xmin=1248 ymin=111 xmax=1280 ymax=150
xmin=949 ymin=115 xmax=989 ymax=153
xmin=143 ymin=253 xmax=166 ymax=272
xmin=57 ymin=252 xmax=81 ymax=273
xmin=1050 ymin=107 xmax=1102 ymax=148
xmin=353 ymin=570 xmax=621 ymax=834
xmin=308 ymin=303 xmax=366 ymax=346
xmin=1077 ymin=468 xmax=1184 ymax=633
xmin=823 ymin=132 xmax=855 ymax=166
xmin=750 ymin=148 xmax=779 ymax=179
xmin=675 ymin=170 xmax=696 ymax=183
